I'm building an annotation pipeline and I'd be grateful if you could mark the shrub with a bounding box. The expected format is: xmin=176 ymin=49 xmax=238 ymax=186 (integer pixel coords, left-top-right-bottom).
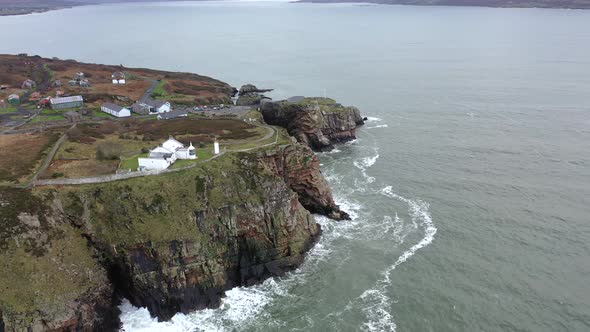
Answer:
xmin=66 ymin=127 xmax=82 ymax=141
xmin=96 ymin=142 xmax=122 ymax=160
xmin=141 ymin=147 xmax=150 ymax=154
xmin=98 ymin=122 xmax=119 ymax=135
xmin=51 ymin=172 xmax=64 ymax=178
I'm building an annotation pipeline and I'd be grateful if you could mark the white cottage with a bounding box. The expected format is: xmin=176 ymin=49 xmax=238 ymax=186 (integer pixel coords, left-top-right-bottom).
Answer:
xmin=138 ymin=137 xmax=196 ymax=170
xmin=112 ymin=72 xmax=126 ymax=85
xmin=101 ymin=103 xmax=131 ymax=118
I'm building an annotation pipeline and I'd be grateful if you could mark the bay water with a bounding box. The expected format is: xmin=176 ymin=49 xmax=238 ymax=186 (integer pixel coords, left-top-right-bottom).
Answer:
xmin=2 ymin=2 xmax=589 ymax=331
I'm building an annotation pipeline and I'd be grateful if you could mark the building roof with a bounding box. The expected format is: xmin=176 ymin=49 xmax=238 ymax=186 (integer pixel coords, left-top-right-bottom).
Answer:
xmin=102 ymin=103 xmax=126 ymax=112
xmin=144 ymin=99 xmax=169 ymax=108
xmin=8 ymin=94 xmax=19 ymax=100
xmin=112 ymin=71 xmax=125 ymax=78
xmin=51 ymin=95 xmax=83 ymax=105
xmin=158 ymin=110 xmax=188 ymax=120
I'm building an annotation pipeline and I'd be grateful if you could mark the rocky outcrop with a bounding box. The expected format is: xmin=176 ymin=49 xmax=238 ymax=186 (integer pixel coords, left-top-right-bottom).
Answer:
xmin=236 ymin=84 xmax=273 ymax=106
xmin=261 ymin=97 xmax=365 ymax=151
xmin=257 ymin=144 xmax=349 ymax=220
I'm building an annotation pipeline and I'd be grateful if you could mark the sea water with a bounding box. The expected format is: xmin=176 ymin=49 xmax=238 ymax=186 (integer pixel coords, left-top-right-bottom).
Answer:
xmin=2 ymin=2 xmax=589 ymax=331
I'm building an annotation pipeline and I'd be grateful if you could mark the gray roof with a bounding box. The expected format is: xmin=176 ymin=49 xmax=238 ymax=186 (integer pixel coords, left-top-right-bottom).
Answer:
xmin=148 ymin=152 xmax=173 ymax=159
xmin=158 ymin=110 xmax=188 ymax=120
xmin=51 ymin=95 xmax=83 ymax=105
xmin=102 ymin=103 xmax=126 ymax=112
xmin=144 ymin=99 xmax=168 ymax=108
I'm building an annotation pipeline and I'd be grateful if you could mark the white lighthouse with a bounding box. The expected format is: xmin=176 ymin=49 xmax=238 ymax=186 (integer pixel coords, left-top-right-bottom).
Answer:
xmin=213 ymin=140 xmax=220 ymax=155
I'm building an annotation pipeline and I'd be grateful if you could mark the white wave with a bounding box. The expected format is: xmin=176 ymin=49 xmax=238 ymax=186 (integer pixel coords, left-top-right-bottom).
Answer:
xmin=353 ymin=186 xmax=437 ymax=331
xmin=353 ymin=148 xmax=379 ymax=183
xmin=359 ymin=289 xmax=397 ymax=332
xmin=365 ymin=116 xmax=382 ymax=122
xmin=345 ymin=139 xmax=358 ymax=145
xmin=324 ymin=148 xmax=342 ymax=154
xmin=366 ymin=124 xmax=389 ymax=129
xmin=379 ymin=186 xmax=437 ymax=283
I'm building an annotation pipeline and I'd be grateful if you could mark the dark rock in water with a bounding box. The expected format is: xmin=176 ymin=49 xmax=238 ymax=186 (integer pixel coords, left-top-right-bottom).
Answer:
xmin=236 ymin=84 xmax=273 ymax=106
xmin=238 ymin=84 xmax=273 ymax=96
xmin=261 ymin=97 xmax=365 ymax=151
xmin=236 ymin=93 xmax=271 ymax=106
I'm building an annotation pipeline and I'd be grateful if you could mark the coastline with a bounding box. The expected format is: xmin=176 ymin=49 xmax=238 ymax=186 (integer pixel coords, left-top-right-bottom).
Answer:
xmin=0 ymin=53 xmax=363 ymax=330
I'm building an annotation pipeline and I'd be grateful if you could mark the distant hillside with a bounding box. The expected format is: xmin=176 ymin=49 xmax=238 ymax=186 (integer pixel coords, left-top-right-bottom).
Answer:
xmin=298 ymin=0 xmax=590 ymax=9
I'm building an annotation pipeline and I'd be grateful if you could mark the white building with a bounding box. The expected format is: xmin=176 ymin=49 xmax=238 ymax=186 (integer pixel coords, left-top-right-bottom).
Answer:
xmin=214 ymin=141 xmax=220 ymax=155
xmin=101 ymin=103 xmax=131 ymax=118
xmin=145 ymin=100 xmax=171 ymax=114
xmin=138 ymin=137 xmax=196 ymax=170
xmin=112 ymin=72 xmax=126 ymax=85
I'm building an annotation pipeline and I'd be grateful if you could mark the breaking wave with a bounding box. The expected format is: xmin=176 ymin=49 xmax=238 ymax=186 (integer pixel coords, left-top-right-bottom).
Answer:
xmin=365 ymin=116 xmax=383 ymax=122
xmin=353 ymin=147 xmax=379 ymax=183
xmin=367 ymin=124 xmax=389 ymax=129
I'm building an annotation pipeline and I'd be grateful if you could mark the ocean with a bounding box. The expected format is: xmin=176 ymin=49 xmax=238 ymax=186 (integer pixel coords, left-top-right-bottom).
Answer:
xmin=1 ymin=2 xmax=589 ymax=331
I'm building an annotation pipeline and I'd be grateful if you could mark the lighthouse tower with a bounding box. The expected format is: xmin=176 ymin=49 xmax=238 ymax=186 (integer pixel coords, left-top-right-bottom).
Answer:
xmin=187 ymin=142 xmax=196 ymax=159
xmin=213 ymin=140 xmax=220 ymax=155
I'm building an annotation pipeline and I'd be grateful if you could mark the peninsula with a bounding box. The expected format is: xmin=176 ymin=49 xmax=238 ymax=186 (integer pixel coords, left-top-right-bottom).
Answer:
xmin=0 ymin=54 xmax=364 ymax=330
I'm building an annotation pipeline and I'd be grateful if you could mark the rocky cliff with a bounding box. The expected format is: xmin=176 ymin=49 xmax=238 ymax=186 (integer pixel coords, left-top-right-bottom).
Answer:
xmin=0 ymin=141 xmax=342 ymax=329
xmin=261 ymin=97 xmax=365 ymax=151
xmin=235 ymin=84 xmax=273 ymax=106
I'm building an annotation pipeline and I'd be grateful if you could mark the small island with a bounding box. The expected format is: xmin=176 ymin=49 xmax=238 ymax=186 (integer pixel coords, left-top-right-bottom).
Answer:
xmin=0 ymin=54 xmax=364 ymax=330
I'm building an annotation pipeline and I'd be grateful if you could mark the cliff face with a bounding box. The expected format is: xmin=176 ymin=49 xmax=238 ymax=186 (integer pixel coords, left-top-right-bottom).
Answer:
xmin=0 ymin=189 xmax=120 ymax=331
xmin=261 ymin=97 xmax=365 ymax=152
xmin=258 ymin=144 xmax=349 ymax=220
xmin=1 ymin=139 xmax=344 ymax=329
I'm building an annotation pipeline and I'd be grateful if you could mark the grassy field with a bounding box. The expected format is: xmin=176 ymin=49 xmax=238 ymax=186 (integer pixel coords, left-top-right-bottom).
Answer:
xmin=47 ymin=134 xmax=151 ymax=178
xmin=30 ymin=115 xmax=65 ymax=123
xmin=0 ymin=131 xmax=61 ymax=183
xmin=0 ymin=105 xmax=18 ymax=114
xmin=119 ymin=153 xmax=148 ymax=171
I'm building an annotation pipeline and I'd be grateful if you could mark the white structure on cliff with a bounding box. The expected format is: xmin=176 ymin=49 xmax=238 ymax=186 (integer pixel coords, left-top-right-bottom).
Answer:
xmin=214 ymin=140 xmax=220 ymax=155
xmin=138 ymin=137 xmax=196 ymax=170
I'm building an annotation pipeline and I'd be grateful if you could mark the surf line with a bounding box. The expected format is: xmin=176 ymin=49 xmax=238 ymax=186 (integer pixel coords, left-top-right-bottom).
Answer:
xmin=359 ymin=186 xmax=437 ymax=332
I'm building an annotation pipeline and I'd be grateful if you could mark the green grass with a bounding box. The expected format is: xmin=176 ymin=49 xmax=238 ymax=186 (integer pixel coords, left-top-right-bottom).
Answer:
xmin=30 ymin=115 xmax=65 ymax=123
xmin=119 ymin=153 xmax=148 ymax=171
xmin=151 ymin=80 xmax=169 ymax=99
xmin=0 ymin=105 xmax=19 ymax=114
xmin=93 ymin=111 xmax=113 ymax=118
xmin=40 ymin=108 xmax=63 ymax=115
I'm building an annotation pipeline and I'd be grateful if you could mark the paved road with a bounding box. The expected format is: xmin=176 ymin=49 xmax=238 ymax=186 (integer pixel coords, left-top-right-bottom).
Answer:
xmin=139 ymin=80 xmax=159 ymax=103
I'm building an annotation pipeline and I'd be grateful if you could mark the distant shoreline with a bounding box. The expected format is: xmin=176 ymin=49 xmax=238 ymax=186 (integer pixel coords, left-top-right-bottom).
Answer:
xmin=296 ymin=0 xmax=590 ymax=9
xmin=1 ymin=0 xmax=589 ymax=17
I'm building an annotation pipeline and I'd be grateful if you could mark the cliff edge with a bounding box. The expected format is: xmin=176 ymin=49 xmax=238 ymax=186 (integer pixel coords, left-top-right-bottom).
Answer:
xmin=0 ymin=140 xmax=342 ymax=329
